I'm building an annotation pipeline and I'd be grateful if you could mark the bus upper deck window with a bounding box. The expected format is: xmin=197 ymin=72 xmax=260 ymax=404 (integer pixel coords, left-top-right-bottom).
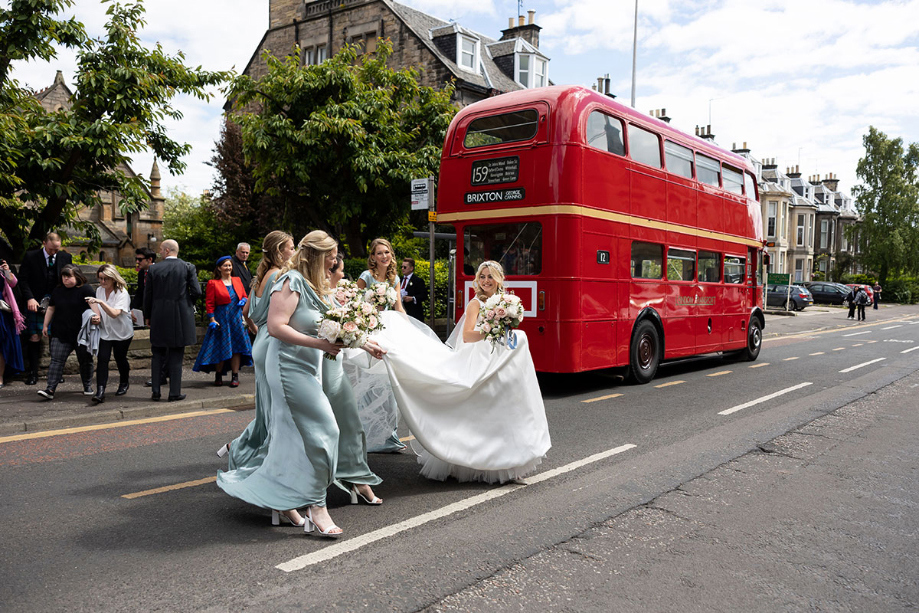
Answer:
xmin=697 ymin=154 xmax=721 ymax=187
xmin=628 ymin=125 xmax=662 ymax=169
xmin=586 ymin=111 xmax=625 ymax=156
xmin=464 ymin=109 xmax=539 ymax=149
xmin=744 ymin=172 xmax=758 ymax=201
xmin=664 ymin=140 xmax=694 ymax=179
xmin=723 ymin=165 xmax=743 ymax=195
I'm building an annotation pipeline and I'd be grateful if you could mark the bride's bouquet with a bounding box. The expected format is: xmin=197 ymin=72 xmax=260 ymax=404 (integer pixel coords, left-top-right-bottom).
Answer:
xmin=364 ymin=282 xmax=399 ymax=311
xmin=318 ymin=282 xmax=384 ymax=360
xmin=475 ymin=292 xmax=525 ymax=350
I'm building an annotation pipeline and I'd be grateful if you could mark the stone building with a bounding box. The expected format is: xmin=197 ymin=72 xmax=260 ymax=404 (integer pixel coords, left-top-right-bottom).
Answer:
xmin=35 ymin=71 xmax=164 ymax=266
xmin=242 ymin=0 xmax=550 ymax=107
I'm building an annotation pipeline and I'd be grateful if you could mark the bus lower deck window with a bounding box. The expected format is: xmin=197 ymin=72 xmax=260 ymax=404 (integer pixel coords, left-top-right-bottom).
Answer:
xmin=631 ymin=242 xmax=664 ymax=279
xmin=667 ymin=248 xmax=696 ymax=282
xmin=463 ymin=223 xmax=542 ymax=275
xmin=724 ymin=256 xmax=745 ymax=283
xmin=699 ymin=251 xmax=721 ymax=283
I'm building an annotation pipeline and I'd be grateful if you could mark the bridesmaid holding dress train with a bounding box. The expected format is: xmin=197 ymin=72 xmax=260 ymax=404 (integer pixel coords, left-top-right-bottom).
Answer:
xmin=217 ymin=231 xmax=384 ymax=537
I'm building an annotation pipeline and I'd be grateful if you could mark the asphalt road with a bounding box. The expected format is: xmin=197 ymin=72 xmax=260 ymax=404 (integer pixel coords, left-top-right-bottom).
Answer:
xmin=1 ymin=305 xmax=917 ymax=612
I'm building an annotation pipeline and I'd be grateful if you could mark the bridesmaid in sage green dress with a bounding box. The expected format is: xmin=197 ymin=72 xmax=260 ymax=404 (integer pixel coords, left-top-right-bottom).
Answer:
xmin=325 ymin=254 xmax=383 ymax=504
xmin=356 ymin=237 xmax=407 ymax=452
xmin=217 ymin=231 xmax=294 ymax=475
xmin=217 ymin=231 xmax=384 ymax=537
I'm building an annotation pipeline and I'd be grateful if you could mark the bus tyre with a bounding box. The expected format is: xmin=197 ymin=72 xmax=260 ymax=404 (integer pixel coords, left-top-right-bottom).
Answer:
xmin=629 ymin=320 xmax=660 ymax=384
xmin=741 ymin=319 xmax=763 ymax=361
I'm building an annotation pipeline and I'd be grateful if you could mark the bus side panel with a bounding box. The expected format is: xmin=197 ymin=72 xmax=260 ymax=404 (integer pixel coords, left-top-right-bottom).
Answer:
xmin=583 ymin=148 xmax=631 ymax=215
xmin=629 ymin=163 xmax=667 ymax=224
xmin=699 ymin=185 xmax=724 ymax=235
xmin=666 ymin=174 xmax=697 ymax=229
xmin=723 ymin=193 xmax=748 ymax=243
xmin=552 ymin=144 xmax=585 ymax=210
xmin=721 ymin=246 xmax=749 ymax=349
xmin=580 ymin=225 xmax=619 ymax=370
xmin=695 ymin=235 xmax=725 ymax=353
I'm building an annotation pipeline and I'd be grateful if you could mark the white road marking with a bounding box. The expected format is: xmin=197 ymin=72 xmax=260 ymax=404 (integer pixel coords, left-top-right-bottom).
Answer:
xmin=901 ymin=346 xmax=919 ymax=354
xmin=882 ymin=325 xmax=902 ymax=330
xmin=839 ymin=358 xmax=887 ymax=373
xmin=809 ymin=352 xmax=825 ymax=356
xmin=843 ymin=331 xmax=871 ymax=337
xmin=275 ymin=443 xmax=638 ymax=572
xmin=718 ymin=382 xmax=813 ymax=416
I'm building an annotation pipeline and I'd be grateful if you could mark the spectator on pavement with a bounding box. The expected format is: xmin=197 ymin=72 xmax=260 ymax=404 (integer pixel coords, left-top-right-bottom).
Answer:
xmin=86 ymin=264 xmax=134 ymax=404
xmin=132 ymin=247 xmax=166 ymax=388
xmin=0 ymin=259 xmax=25 ymax=388
xmin=855 ymin=286 xmax=869 ymax=322
xmin=400 ymin=257 xmax=426 ymax=322
xmin=846 ymin=287 xmax=857 ymax=320
xmin=873 ymin=281 xmax=882 ymax=310
xmin=143 ymin=239 xmax=201 ymax=402
xmin=17 ymin=232 xmax=73 ymax=385
xmin=37 ymin=265 xmax=95 ymax=401
xmin=231 ymin=242 xmax=253 ymax=291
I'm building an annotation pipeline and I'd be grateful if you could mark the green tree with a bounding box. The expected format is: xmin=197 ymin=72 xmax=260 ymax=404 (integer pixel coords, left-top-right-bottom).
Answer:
xmin=162 ymin=188 xmax=242 ymax=271
xmin=227 ymin=39 xmax=456 ymax=257
xmin=0 ymin=0 xmax=229 ymax=259
xmin=851 ymin=126 xmax=919 ymax=284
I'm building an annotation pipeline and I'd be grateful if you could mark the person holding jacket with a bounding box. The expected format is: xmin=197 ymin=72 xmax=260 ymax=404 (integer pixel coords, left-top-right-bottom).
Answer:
xmin=193 ymin=256 xmax=253 ymax=387
xmin=86 ymin=264 xmax=134 ymax=403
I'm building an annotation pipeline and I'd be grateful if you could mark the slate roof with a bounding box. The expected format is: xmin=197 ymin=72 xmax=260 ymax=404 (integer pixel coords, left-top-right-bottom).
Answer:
xmin=386 ymin=0 xmax=529 ymax=94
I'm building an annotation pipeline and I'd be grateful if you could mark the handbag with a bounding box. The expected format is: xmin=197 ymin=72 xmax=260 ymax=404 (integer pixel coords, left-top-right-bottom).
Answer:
xmin=0 ymin=299 xmax=11 ymax=312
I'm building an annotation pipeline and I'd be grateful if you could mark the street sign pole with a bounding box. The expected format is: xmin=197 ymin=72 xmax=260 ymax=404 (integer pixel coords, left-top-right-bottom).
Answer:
xmin=428 ymin=181 xmax=436 ymax=330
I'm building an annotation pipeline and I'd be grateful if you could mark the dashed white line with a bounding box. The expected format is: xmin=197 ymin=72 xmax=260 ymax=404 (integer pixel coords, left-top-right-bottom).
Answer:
xmin=275 ymin=443 xmax=638 ymax=572
xmin=809 ymin=352 xmax=825 ymax=356
xmin=843 ymin=331 xmax=871 ymax=337
xmin=882 ymin=325 xmax=902 ymax=330
xmin=839 ymin=358 xmax=887 ymax=373
xmin=901 ymin=346 xmax=919 ymax=354
xmin=718 ymin=382 xmax=813 ymax=416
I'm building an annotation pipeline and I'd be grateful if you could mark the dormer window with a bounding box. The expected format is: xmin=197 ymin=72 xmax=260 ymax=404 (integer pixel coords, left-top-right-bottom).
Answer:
xmin=515 ymin=53 xmax=548 ymax=88
xmin=457 ymin=34 xmax=479 ymax=72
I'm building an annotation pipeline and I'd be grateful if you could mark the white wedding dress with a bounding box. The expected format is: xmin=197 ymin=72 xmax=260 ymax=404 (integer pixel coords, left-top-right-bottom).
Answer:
xmin=344 ymin=308 xmax=551 ymax=483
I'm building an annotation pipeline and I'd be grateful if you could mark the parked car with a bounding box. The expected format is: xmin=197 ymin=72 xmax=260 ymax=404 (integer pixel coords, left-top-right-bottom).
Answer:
xmin=803 ymin=281 xmax=850 ymax=305
xmin=766 ymin=284 xmax=814 ymax=311
xmin=844 ymin=284 xmax=874 ymax=306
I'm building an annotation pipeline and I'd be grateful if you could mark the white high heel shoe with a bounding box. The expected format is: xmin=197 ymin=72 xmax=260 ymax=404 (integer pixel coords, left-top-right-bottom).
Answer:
xmin=216 ymin=443 xmax=230 ymax=458
xmin=304 ymin=508 xmax=343 ymax=538
xmin=271 ymin=509 xmax=306 ymax=527
xmin=350 ymin=485 xmax=382 ymax=505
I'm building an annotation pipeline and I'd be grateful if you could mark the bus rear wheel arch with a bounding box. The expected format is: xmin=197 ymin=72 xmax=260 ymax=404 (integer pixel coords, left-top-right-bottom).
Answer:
xmin=629 ymin=319 xmax=661 ymax=384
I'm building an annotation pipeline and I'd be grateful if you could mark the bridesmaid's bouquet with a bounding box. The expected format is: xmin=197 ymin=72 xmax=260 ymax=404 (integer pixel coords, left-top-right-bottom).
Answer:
xmin=318 ymin=284 xmax=384 ymax=360
xmin=363 ymin=282 xmax=398 ymax=311
xmin=475 ymin=292 xmax=525 ymax=350
xmin=332 ymin=279 xmax=361 ymax=306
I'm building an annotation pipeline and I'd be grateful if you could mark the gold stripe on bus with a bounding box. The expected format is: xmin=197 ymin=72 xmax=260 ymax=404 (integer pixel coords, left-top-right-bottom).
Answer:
xmin=438 ymin=205 xmax=763 ymax=248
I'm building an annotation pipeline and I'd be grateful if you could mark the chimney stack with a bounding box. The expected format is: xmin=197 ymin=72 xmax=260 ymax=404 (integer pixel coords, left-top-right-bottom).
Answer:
xmin=528 ymin=10 xmax=535 ymax=24
xmin=500 ymin=9 xmax=542 ymax=48
xmin=821 ymin=172 xmax=839 ymax=192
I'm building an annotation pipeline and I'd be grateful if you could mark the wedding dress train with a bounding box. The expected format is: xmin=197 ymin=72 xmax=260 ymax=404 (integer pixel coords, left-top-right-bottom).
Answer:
xmin=346 ymin=310 xmax=551 ymax=483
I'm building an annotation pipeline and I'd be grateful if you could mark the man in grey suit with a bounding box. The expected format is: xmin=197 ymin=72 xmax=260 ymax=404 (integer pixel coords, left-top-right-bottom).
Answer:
xmin=143 ymin=239 xmax=201 ymax=401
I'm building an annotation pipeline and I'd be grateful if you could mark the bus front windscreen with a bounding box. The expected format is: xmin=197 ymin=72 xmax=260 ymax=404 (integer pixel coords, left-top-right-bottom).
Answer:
xmin=464 ymin=110 xmax=539 ymax=149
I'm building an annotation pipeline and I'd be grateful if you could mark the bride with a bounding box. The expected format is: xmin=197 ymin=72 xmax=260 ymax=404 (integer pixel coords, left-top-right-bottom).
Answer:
xmin=346 ymin=260 xmax=551 ymax=483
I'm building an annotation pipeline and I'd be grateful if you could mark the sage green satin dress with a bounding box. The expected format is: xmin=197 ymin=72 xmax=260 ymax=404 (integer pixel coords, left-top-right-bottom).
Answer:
xmin=217 ymin=271 xmax=346 ymax=510
xmin=322 ymin=297 xmax=382 ymax=491
xmin=225 ymin=271 xmax=277 ymax=470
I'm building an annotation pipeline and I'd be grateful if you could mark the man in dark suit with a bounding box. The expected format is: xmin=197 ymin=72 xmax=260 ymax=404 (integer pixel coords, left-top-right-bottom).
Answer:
xmin=400 ymin=258 xmax=426 ymax=322
xmin=230 ymin=242 xmax=253 ymax=291
xmin=132 ymin=247 xmax=167 ymax=388
xmin=144 ymin=239 xmax=201 ymax=401
xmin=17 ymin=232 xmax=73 ymax=385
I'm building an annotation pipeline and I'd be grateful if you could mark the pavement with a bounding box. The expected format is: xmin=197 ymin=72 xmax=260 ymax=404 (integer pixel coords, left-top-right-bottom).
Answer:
xmin=0 ymin=363 xmax=255 ymax=436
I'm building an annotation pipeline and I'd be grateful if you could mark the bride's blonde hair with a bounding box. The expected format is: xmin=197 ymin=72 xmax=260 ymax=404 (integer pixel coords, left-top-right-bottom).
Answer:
xmin=473 ymin=260 xmax=505 ymax=301
xmin=280 ymin=230 xmax=338 ymax=295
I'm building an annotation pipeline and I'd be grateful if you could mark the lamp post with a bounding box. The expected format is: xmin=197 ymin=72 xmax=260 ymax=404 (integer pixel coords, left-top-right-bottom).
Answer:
xmin=630 ymin=0 xmax=638 ymax=108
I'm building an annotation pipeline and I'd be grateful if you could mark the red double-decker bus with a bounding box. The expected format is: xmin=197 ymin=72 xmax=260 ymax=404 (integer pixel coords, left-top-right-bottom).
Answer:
xmin=437 ymin=85 xmax=765 ymax=382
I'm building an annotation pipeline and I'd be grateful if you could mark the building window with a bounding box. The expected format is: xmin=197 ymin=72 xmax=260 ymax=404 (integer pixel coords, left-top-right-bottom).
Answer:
xmin=820 ymin=219 xmax=828 ymax=249
xmin=796 ymin=214 xmax=805 ymax=246
xmin=304 ymin=45 xmax=328 ymax=65
xmin=795 ymin=258 xmax=804 ymax=282
xmin=458 ymin=35 xmax=478 ymax=72
xmin=517 ymin=54 xmax=530 ymax=87
xmin=767 ymin=201 xmax=777 ymax=238
xmin=535 ymin=58 xmax=547 ymax=87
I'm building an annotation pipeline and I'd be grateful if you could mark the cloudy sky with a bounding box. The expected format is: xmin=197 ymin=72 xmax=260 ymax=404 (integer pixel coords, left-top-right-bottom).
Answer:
xmin=10 ymin=0 xmax=919 ymax=201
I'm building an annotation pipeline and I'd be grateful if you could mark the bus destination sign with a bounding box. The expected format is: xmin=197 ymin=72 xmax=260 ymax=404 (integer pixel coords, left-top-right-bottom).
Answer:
xmin=471 ymin=156 xmax=520 ymax=186
xmin=464 ymin=188 xmax=525 ymax=205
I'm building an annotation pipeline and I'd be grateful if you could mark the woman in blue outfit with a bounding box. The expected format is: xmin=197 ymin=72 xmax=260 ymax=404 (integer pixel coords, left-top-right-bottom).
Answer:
xmin=193 ymin=256 xmax=253 ymax=387
xmin=217 ymin=231 xmax=385 ymax=537
xmin=355 ymin=237 xmax=406 ymax=452
xmin=0 ymin=260 xmax=25 ymax=388
xmin=217 ymin=231 xmax=294 ymax=470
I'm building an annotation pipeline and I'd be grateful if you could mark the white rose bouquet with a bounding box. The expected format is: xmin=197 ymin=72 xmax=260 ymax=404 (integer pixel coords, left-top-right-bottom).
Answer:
xmin=332 ymin=279 xmax=361 ymax=306
xmin=474 ymin=292 xmax=525 ymax=350
xmin=318 ymin=287 xmax=384 ymax=360
xmin=364 ymin=281 xmax=399 ymax=311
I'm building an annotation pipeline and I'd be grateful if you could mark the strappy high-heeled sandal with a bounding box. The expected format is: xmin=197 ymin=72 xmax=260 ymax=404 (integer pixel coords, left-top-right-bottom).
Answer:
xmin=305 ymin=508 xmax=342 ymax=538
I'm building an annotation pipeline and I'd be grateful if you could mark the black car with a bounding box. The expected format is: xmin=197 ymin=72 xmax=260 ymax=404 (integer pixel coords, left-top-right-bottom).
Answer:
xmin=803 ymin=281 xmax=850 ymax=305
xmin=766 ymin=284 xmax=814 ymax=311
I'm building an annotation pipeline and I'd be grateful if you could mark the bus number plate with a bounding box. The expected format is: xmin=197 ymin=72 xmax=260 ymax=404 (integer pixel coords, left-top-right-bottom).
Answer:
xmin=471 ymin=156 xmax=520 ymax=186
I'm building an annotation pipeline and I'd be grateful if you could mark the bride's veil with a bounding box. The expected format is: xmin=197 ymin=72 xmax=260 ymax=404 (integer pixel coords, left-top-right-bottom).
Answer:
xmin=445 ymin=313 xmax=467 ymax=350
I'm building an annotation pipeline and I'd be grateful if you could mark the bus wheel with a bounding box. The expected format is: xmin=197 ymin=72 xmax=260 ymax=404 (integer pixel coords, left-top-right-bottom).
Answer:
xmin=629 ymin=320 xmax=660 ymax=384
xmin=740 ymin=318 xmax=763 ymax=361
